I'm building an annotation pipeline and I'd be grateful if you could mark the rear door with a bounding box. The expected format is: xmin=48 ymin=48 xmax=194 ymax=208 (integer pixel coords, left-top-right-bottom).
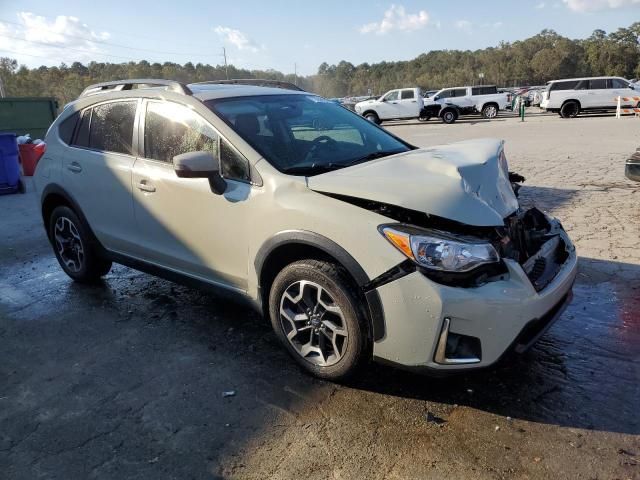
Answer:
xmin=63 ymin=99 xmax=139 ymax=253
xmin=396 ymin=89 xmax=420 ymax=118
xmin=587 ymin=78 xmax=608 ymax=108
xmin=131 ymin=99 xmax=253 ymax=289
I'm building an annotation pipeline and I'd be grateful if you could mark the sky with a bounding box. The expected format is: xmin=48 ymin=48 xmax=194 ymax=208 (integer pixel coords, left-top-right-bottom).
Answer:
xmin=0 ymin=0 xmax=639 ymax=75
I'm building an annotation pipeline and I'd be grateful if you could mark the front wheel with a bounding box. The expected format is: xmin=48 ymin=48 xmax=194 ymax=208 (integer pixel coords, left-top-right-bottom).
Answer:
xmin=268 ymin=260 xmax=368 ymax=380
xmin=49 ymin=206 xmax=112 ymax=283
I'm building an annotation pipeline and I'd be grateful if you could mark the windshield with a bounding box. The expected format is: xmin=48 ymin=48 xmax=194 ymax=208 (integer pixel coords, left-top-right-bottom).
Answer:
xmin=206 ymin=94 xmax=411 ymax=175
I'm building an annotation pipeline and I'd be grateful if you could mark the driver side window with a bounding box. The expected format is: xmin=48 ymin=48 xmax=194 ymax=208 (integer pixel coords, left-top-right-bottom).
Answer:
xmin=384 ymin=91 xmax=399 ymax=101
xmin=438 ymin=89 xmax=453 ymax=99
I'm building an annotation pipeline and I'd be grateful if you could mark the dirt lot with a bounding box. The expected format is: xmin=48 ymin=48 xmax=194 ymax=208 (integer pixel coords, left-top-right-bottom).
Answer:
xmin=1 ymin=112 xmax=639 ymax=480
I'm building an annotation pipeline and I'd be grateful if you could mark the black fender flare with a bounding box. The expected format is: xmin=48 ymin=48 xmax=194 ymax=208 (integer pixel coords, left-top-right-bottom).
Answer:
xmin=40 ymin=183 xmax=107 ymax=255
xmin=255 ymin=230 xmax=386 ymax=341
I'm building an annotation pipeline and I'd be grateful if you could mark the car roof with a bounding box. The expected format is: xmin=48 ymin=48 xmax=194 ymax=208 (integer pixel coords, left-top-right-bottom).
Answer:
xmin=547 ymin=76 xmax=626 ymax=83
xmin=188 ymin=83 xmax=309 ymax=101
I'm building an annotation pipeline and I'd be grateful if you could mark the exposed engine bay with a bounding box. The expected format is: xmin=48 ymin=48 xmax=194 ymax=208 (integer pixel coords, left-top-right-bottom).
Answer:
xmin=326 ymin=173 xmax=572 ymax=291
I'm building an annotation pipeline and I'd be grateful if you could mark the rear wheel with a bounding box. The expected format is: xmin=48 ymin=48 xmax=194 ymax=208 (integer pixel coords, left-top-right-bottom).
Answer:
xmin=481 ymin=103 xmax=498 ymax=119
xmin=441 ymin=109 xmax=458 ymax=124
xmin=364 ymin=112 xmax=381 ymax=125
xmin=268 ymin=259 xmax=367 ymax=380
xmin=560 ymin=101 xmax=580 ymax=118
xmin=49 ymin=206 xmax=111 ymax=283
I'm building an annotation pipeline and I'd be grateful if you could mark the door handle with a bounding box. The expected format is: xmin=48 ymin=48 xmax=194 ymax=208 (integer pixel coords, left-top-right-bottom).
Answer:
xmin=136 ymin=180 xmax=156 ymax=193
xmin=67 ymin=162 xmax=82 ymax=173
xmin=411 ymin=100 xmax=417 ymax=103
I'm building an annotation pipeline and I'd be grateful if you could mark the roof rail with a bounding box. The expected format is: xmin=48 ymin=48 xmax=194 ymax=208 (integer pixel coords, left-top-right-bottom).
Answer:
xmin=192 ymin=79 xmax=304 ymax=92
xmin=79 ymin=79 xmax=193 ymax=98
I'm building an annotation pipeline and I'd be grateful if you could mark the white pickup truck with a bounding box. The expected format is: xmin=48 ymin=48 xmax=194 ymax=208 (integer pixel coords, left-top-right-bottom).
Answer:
xmin=354 ymin=85 xmax=510 ymax=125
xmin=354 ymin=87 xmax=426 ymax=124
xmin=423 ymin=85 xmax=511 ymax=123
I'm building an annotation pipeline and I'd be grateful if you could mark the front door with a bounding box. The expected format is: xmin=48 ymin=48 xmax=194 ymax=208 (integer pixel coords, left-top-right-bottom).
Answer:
xmin=62 ymin=99 xmax=139 ymax=253
xmin=377 ymin=90 xmax=402 ymax=119
xmin=131 ymin=100 xmax=252 ymax=291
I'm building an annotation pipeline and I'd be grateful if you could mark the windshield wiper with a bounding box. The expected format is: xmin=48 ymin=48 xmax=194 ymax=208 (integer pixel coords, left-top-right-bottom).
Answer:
xmin=345 ymin=149 xmax=405 ymax=167
xmin=282 ymin=163 xmax=346 ymax=175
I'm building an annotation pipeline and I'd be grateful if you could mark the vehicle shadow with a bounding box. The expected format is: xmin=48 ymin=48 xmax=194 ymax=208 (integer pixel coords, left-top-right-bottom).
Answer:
xmin=348 ymin=256 xmax=640 ymax=436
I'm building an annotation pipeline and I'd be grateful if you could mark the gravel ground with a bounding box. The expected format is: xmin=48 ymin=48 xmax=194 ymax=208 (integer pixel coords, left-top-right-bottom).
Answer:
xmin=1 ymin=111 xmax=639 ymax=480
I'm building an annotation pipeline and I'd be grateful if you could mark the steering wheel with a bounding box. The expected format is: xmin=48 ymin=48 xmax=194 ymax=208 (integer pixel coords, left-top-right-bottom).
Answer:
xmin=304 ymin=135 xmax=339 ymax=163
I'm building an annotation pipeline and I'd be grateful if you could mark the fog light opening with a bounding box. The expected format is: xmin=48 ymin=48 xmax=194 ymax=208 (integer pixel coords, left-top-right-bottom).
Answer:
xmin=434 ymin=318 xmax=482 ymax=365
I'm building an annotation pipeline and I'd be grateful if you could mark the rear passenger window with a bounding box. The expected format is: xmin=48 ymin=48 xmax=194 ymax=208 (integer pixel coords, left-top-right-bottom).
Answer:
xmin=58 ymin=112 xmax=79 ymax=145
xmin=589 ymin=79 xmax=607 ymax=90
xmin=144 ymin=101 xmax=218 ymax=163
xmin=453 ymin=88 xmax=467 ymax=97
xmin=88 ymin=101 xmax=137 ymax=155
xmin=401 ymin=90 xmax=415 ymax=100
xmin=472 ymin=86 xmax=497 ymax=95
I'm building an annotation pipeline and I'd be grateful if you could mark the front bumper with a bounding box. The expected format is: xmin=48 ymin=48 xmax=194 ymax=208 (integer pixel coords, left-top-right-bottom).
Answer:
xmin=371 ymin=227 xmax=577 ymax=371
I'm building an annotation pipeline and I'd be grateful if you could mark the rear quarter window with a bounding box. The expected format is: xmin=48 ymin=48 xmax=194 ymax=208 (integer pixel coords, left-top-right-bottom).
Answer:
xmin=550 ymin=81 xmax=580 ymax=91
xmin=58 ymin=112 xmax=79 ymax=145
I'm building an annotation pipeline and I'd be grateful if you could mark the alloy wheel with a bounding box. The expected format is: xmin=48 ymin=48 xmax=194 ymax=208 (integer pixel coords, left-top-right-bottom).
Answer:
xmin=54 ymin=216 xmax=85 ymax=273
xmin=279 ymin=280 xmax=348 ymax=367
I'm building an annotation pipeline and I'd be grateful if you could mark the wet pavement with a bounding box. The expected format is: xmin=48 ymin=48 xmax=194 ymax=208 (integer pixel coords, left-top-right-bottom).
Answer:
xmin=1 ymin=115 xmax=640 ymax=479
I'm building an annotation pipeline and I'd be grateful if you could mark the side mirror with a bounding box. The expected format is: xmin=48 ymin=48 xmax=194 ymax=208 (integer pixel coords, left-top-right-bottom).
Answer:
xmin=173 ymin=150 xmax=226 ymax=195
xmin=433 ymin=96 xmax=440 ymax=101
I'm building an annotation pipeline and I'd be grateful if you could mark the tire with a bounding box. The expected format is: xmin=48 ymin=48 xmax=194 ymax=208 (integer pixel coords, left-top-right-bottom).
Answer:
xmin=560 ymin=101 xmax=580 ymax=118
xmin=441 ymin=109 xmax=457 ymax=124
xmin=364 ymin=112 xmax=381 ymax=125
xmin=268 ymin=259 xmax=368 ymax=380
xmin=49 ymin=206 xmax=112 ymax=283
xmin=481 ymin=103 xmax=498 ymax=119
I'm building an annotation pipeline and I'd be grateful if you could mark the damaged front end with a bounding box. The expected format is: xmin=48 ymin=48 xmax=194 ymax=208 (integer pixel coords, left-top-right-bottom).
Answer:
xmin=328 ymin=184 xmax=574 ymax=293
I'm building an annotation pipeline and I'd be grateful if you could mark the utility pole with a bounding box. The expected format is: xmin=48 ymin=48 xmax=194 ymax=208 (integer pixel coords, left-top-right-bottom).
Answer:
xmin=0 ymin=76 xmax=5 ymax=98
xmin=222 ymin=47 xmax=229 ymax=80
xmin=294 ymin=62 xmax=297 ymax=86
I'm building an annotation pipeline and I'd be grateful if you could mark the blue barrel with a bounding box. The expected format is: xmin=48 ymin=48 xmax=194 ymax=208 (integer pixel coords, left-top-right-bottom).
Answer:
xmin=0 ymin=133 xmax=20 ymax=195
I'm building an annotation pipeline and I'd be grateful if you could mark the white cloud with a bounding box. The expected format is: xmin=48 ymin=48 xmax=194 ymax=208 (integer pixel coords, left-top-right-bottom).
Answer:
xmin=214 ymin=26 xmax=260 ymax=52
xmin=358 ymin=4 xmax=430 ymax=35
xmin=481 ymin=21 xmax=504 ymax=29
xmin=455 ymin=19 xmax=473 ymax=33
xmin=0 ymin=12 xmax=109 ymax=64
xmin=536 ymin=2 xmax=546 ymax=8
xmin=563 ymin=0 xmax=640 ymax=11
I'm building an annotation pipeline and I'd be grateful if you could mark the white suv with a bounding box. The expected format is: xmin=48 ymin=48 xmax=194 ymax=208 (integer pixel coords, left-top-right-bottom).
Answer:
xmin=35 ymin=79 xmax=577 ymax=380
xmin=540 ymin=76 xmax=639 ymax=117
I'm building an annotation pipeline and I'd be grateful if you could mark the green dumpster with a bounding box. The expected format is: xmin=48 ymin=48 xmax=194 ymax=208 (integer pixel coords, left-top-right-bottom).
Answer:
xmin=0 ymin=97 xmax=58 ymax=140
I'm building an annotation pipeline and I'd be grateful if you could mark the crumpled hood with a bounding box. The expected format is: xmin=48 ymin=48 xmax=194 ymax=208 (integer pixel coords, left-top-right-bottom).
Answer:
xmin=307 ymin=138 xmax=519 ymax=227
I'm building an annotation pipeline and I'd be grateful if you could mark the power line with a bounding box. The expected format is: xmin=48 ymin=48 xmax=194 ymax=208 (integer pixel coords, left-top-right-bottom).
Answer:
xmin=0 ymin=17 xmax=225 ymax=58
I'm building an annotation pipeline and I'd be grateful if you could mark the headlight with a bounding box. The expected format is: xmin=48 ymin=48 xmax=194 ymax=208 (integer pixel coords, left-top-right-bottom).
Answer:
xmin=380 ymin=226 xmax=499 ymax=272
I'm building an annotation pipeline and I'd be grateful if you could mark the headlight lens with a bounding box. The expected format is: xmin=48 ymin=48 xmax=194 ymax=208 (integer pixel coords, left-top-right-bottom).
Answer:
xmin=381 ymin=226 xmax=500 ymax=272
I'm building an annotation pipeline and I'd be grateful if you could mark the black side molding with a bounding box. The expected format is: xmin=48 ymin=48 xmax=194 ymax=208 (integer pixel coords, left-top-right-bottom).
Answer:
xmin=255 ymin=230 xmax=386 ymax=341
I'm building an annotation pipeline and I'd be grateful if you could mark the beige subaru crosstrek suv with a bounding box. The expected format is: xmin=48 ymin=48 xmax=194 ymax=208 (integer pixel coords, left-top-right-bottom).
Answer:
xmin=35 ymin=79 xmax=577 ymax=380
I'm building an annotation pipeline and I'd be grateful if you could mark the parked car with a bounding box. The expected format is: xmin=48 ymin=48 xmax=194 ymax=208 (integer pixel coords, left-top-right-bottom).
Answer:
xmin=423 ymin=89 xmax=438 ymax=98
xmin=540 ymin=76 xmax=639 ymax=118
xmin=35 ymin=78 xmax=577 ymax=380
xmin=626 ymin=147 xmax=640 ymax=182
xmin=353 ymin=87 xmax=425 ymax=124
xmin=422 ymin=85 xmax=511 ymax=123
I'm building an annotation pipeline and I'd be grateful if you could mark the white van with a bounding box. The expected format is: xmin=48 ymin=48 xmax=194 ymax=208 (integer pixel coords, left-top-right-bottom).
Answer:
xmin=540 ymin=76 xmax=639 ymax=118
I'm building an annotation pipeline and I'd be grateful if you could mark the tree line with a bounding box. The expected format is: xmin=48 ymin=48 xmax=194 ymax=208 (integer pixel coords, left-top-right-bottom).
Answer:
xmin=1 ymin=23 xmax=639 ymax=105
